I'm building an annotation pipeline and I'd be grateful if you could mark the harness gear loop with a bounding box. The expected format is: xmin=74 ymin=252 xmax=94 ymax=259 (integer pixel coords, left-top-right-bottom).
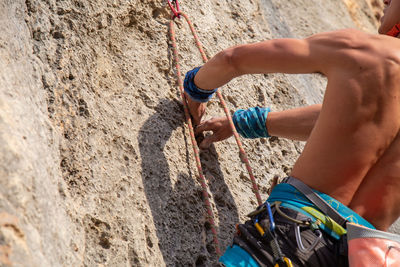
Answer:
xmin=167 ymin=0 xmax=181 ymax=19
xmin=274 ymin=201 xmax=310 ymax=226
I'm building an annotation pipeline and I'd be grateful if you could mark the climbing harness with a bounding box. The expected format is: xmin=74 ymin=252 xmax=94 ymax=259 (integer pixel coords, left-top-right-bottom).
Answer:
xmin=240 ymin=178 xmax=349 ymax=266
xmin=246 ymin=199 xmax=327 ymax=266
xmin=286 ymin=177 xmax=400 ymax=267
xmin=167 ymin=0 xmax=262 ymax=256
xmin=283 ymin=177 xmax=347 ymax=227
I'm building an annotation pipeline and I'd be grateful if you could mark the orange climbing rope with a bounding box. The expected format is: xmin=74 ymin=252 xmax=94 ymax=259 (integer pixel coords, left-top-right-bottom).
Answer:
xmin=168 ymin=0 xmax=263 ymax=257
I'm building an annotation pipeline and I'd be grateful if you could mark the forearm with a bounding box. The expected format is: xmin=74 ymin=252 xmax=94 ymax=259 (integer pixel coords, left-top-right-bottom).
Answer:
xmin=194 ymin=49 xmax=238 ymax=90
xmin=267 ymin=104 xmax=321 ymax=141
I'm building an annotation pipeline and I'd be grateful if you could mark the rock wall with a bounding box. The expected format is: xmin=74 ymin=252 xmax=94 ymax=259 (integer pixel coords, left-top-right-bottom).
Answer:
xmin=0 ymin=0 xmax=394 ymax=266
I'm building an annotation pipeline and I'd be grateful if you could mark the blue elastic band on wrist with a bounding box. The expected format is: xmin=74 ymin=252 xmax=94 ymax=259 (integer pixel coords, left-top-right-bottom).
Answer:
xmin=232 ymin=107 xmax=271 ymax=139
xmin=184 ymin=67 xmax=218 ymax=103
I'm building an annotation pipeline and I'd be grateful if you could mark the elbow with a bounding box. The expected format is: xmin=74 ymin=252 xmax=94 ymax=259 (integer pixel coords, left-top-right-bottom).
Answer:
xmin=218 ymin=45 xmax=245 ymax=76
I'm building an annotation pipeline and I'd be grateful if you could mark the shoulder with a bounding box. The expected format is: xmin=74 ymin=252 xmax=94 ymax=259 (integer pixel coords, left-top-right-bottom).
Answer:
xmin=305 ymin=29 xmax=370 ymax=49
xmin=304 ymin=29 xmax=386 ymax=73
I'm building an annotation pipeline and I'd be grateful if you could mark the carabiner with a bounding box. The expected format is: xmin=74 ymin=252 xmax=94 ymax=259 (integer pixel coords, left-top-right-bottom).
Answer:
xmin=274 ymin=257 xmax=293 ymax=267
xmin=167 ymin=0 xmax=181 ymax=19
xmin=294 ymin=225 xmax=322 ymax=254
xmin=254 ymin=218 xmax=265 ymax=237
xmin=265 ymin=201 xmax=276 ymax=232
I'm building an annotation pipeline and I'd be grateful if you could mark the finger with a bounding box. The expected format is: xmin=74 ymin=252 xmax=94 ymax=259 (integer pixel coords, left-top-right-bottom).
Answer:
xmin=199 ymin=134 xmax=220 ymax=149
xmin=185 ymin=92 xmax=206 ymax=126
xmin=192 ymin=106 xmax=205 ymax=127
xmin=195 ymin=120 xmax=213 ymax=135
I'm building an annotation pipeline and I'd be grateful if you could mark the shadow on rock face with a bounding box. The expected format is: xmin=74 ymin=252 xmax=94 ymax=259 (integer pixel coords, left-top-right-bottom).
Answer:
xmin=138 ymin=99 xmax=239 ymax=266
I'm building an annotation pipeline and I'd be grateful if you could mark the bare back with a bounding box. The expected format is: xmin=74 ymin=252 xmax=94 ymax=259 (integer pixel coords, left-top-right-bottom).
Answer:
xmin=193 ymin=28 xmax=400 ymax=230
xmin=291 ymin=29 xmax=400 ymax=230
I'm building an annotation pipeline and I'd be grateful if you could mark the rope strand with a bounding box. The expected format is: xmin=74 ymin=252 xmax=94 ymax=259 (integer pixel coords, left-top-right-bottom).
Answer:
xmin=169 ymin=10 xmax=263 ymax=257
xmin=169 ymin=14 xmax=221 ymax=256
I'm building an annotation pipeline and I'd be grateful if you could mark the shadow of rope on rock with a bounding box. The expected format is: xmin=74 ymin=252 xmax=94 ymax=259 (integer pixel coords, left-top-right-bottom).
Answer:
xmin=199 ymin=144 xmax=240 ymax=253
xmin=138 ymin=99 xmax=239 ymax=266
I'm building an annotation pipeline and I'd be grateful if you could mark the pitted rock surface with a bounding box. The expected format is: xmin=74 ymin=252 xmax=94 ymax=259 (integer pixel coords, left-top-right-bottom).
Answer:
xmin=0 ymin=0 xmax=396 ymax=266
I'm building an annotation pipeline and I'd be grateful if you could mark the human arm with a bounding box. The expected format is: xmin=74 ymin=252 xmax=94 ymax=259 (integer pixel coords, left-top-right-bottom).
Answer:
xmin=267 ymin=104 xmax=321 ymax=140
xmin=194 ymin=38 xmax=325 ymax=90
xmin=186 ymin=37 xmax=325 ymax=124
xmin=196 ymin=104 xmax=321 ymax=149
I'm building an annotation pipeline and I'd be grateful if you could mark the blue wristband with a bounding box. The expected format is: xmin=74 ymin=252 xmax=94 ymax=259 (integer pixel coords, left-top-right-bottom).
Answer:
xmin=184 ymin=67 xmax=218 ymax=103
xmin=232 ymin=107 xmax=271 ymax=139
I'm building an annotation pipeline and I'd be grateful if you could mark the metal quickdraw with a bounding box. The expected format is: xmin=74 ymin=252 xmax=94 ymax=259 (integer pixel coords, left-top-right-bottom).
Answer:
xmin=252 ymin=201 xmax=293 ymax=267
xmin=167 ymin=0 xmax=181 ymax=19
xmin=274 ymin=201 xmax=323 ymax=254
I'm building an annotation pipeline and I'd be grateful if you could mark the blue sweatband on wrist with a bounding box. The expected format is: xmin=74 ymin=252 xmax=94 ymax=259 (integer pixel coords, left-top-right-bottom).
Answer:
xmin=232 ymin=107 xmax=271 ymax=139
xmin=184 ymin=67 xmax=218 ymax=103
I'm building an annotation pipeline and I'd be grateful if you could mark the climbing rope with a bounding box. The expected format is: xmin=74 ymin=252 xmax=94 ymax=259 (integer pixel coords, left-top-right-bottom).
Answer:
xmin=167 ymin=0 xmax=263 ymax=256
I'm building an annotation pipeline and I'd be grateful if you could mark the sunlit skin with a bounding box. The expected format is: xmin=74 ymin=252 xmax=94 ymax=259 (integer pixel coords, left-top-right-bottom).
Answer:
xmin=185 ymin=0 xmax=400 ymax=230
xmin=379 ymin=0 xmax=400 ymax=34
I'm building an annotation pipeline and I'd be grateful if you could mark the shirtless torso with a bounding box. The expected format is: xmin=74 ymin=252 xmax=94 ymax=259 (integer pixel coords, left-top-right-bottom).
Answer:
xmin=188 ymin=30 xmax=400 ymax=231
xmin=186 ymin=1 xmax=400 ymax=231
xmin=290 ymin=30 xmax=400 ymax=230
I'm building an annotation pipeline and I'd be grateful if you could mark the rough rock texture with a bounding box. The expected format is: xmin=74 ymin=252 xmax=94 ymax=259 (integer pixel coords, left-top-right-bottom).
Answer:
xmin=0 ymin=0 xmax=396 ymax=266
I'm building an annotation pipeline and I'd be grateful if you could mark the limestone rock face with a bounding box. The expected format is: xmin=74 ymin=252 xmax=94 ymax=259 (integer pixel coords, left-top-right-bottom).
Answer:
xmin=0 ymin=0 xmax=396 ymax=266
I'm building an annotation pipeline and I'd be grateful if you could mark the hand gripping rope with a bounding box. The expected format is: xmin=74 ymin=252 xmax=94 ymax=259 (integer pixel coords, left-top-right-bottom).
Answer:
xmin=167 ymin=0 xmax=263 ymax=257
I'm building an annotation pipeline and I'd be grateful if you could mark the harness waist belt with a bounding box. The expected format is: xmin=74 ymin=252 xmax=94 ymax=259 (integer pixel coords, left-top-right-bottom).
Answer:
xmin=267 ymin=177 xmax=375 ymax=239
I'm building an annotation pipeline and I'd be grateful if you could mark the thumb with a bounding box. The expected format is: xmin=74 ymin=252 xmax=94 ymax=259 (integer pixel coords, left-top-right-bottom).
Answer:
xmin=195 ymin=120 xmax=211 ymax=136
xmin=199 ymin=134 xmax=219 ymax=149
